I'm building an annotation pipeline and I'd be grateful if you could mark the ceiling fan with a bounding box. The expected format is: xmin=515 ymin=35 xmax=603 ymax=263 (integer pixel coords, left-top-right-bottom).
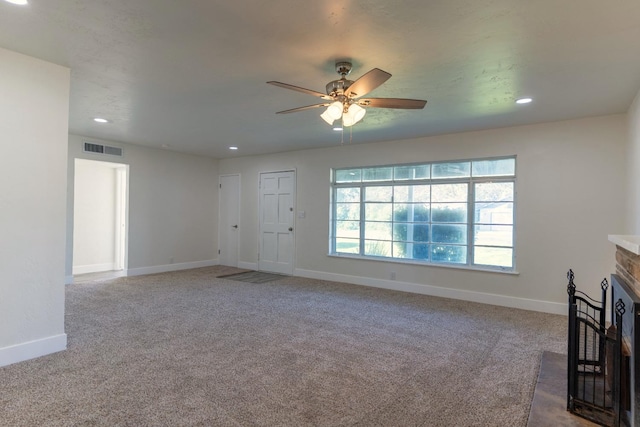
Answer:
xmin=267 ymin=61 xmax=427 ymax=127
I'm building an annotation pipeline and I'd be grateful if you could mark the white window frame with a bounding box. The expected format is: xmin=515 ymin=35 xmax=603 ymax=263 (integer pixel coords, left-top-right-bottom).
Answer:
xmin=329 ymin=156 xmax=516 ymax=272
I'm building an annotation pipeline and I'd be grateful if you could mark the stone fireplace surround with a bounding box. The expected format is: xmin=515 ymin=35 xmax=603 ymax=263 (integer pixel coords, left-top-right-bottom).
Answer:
xmin=609 ymin=235 xmax=640 ymax=426
xmin=611 ymin=236 xmax=640 ymax=292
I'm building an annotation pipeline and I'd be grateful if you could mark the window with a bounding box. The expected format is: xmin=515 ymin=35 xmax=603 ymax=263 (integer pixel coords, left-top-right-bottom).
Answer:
xmin=330 ymin=157 xmax=516 ymax=271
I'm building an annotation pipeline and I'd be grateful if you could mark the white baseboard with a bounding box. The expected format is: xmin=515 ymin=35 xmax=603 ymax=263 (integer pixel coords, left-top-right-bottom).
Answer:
xmin=293 ymin=268 xmax=567 ymax=315
xmin=72 ymin=262 xmax=115 ymax=275
xmin=238 ymin=261 xmax=258 ymax=270
xmin=0 ymin=334 xmax=67 ymax=368
xmin=126 ymin=259 xmax=218 ymax=277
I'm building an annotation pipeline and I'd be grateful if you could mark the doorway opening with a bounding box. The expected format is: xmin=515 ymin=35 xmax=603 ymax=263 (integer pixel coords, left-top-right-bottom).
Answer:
xmin=72 ymin=158 xmax=129 ymax=281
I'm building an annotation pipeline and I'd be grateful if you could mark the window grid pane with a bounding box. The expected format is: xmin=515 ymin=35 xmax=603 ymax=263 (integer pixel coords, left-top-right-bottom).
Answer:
xmin=394 ymin=165 xmax=430 ymax=181
xmin=475 ymin=182 xmax=514 ymax=202
xmin=363 ymin=167 xmax=393 ymax=182
xmin=472 ymin=181 xmax=514 ymax=269
xmin=432 ymin=244 xmax=467 ymax=263
xmin=472 ymin=158 xmax=515 ymax=177
xmin=335 ymin=187 xmax=360 ymax=202
xmin=335 ymin=221 xmax=360 ymax=238
xmin=474 ymin=225 xmax=513 ymax=247
xmin=432 ymin=162 xmax=470 ymax=179
xmin=365 ymin=203 xmax=392 ymax=221
xmin=474 ymin=202 xmax=513 ymax=225
xmin=364 ymin=222 xmax=392 ymax=240
xmin=335 ymin=237 xmax=360 ymax=254
xmin=364 ymin=240 xmax=392 ymax=257
xmin=474 ymin=247 xmax=513 ymax=268
xmin=335 ymin=169 xmax=362 ymax=183
xmin=365 ymin=186 xmax=392 ymax=202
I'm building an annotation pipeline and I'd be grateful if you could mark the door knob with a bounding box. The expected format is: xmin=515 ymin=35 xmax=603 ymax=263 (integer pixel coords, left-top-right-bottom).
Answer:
xmin=232 ymin=225 xmax=238 ymax=229
xmin=288 ymin=227 xmax=293 ymax=231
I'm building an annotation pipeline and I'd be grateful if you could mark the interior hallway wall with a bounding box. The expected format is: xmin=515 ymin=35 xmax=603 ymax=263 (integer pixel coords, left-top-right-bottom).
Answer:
xmin=0 ymin=47 xmax=70 ymax=366
xmin=66 ymin=135 xmax=219 ymax=280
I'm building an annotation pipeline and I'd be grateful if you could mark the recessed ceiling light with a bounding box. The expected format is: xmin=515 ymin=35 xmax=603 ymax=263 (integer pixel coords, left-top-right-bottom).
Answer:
xmin=4 ymin=0 xmax=29 ymax=5
xmin=93 ymin=117 xmax=109 ymax=123
xmin=515 ymin=97 xmax=533 ymax=104
xmin=333 ymin=127 xmax=343 ymax=131
xmin=229 ymin=146 xmax=238 ymax=150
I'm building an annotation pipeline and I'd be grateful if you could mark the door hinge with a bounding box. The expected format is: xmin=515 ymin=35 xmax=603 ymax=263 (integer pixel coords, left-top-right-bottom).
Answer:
xmin=218 ymin=249 xmax=220 ymax=254
xmin=219 ymin=184 xmax=222 ymax=188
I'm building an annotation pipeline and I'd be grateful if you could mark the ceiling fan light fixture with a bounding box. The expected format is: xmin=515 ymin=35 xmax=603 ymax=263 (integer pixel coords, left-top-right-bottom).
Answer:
xmin=326 ymin=101 xmax=344 ymax=120
xmin=268 ymin=62 xmax=427 ymax=128
xmin=342 ymin=113 xmax=355 ymax=127
xmin=342 ymin=104 xmax=366 ymax=127
xmin=320 ymin=109 xmax=335 ymax=125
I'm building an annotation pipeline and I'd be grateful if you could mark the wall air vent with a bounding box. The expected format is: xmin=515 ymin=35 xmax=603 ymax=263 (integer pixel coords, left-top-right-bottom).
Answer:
xmin=83 ymin=142 xmax=123 ymax=157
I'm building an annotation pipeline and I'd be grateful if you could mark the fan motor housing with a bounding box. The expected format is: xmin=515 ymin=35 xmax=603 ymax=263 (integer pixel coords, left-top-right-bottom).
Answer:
xmin=326 ymin=79 xmax=353 ymax=97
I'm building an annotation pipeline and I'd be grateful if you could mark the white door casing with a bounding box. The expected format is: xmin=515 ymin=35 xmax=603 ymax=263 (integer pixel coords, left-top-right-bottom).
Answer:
xmin=114 ymin=166 xmax=129 ymax=271
xmin=258 ymin=171 xmax=295 ymax=275
xmin=218 ymin=174 xmax=240 ymax=267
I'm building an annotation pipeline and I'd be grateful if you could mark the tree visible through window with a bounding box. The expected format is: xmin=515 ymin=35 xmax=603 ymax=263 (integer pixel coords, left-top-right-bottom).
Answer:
xmin=330 ymin=157 xmax=516 ymax=271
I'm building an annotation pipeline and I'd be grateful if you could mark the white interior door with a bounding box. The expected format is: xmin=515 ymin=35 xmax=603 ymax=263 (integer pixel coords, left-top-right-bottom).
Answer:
xmin=219 ymin=174 xmax=240 ymax=267
xmin=259 ymin=171 xmax=295 ymax=275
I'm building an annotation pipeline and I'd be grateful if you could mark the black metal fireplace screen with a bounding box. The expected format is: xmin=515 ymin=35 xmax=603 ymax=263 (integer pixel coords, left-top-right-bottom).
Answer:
xmin=567 ymin=269 xmax=626 ymax=426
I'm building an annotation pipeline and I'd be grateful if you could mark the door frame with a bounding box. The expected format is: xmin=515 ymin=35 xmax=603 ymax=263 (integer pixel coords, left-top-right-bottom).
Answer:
xmin=114 ymin=165 xmax=129 ymax=271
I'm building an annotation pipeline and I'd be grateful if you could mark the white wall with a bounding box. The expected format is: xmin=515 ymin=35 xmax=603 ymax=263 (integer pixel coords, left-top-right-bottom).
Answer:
xmin=219 ymin=114 xmax=627 ymax=314
xmin=66 ymin=135 xmax=219 ymax=279
xmin=0 ymin=48 xmax=70 ymax=366
xmin=627 ymin=89 xmax=640 ymax=234
xmin=72 ymin=159 xmax=119 ymax=274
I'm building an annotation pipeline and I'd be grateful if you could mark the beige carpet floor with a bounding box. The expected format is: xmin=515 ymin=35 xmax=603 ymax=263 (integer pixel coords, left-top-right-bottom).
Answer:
xmin=0 ymin=266 xmax=567 ymax=426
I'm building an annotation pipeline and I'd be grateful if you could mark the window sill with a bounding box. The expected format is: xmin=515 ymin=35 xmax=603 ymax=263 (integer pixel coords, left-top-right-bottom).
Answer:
xmin=327 ymin=252 xmax=519 ymax=275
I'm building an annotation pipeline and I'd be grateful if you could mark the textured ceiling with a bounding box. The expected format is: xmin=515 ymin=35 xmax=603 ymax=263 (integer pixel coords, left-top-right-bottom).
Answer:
xmin=1 ymin=0 xmax=639 ymax=158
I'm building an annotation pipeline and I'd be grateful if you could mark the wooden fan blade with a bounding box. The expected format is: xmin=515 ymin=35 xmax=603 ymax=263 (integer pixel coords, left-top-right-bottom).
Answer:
xmin=267 ymin=81 xmax=333 ymax=100
xmin=357 ymin=98 xmax=427 ymax=109
xmin=345 ymin=68 xmax=392 ymax=98
xmin=276 ymin=103 xmax=330 ymax=114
